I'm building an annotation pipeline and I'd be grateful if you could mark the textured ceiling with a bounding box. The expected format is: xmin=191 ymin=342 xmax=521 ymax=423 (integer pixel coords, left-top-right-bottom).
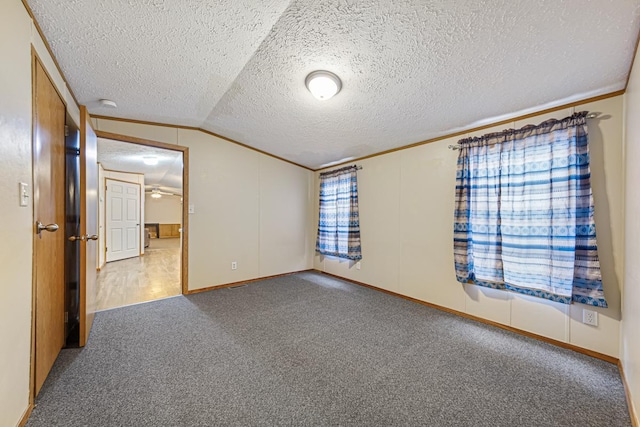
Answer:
xmin=97 ymin=138 xmax=183 ymax=195
xmin=27 ymin=0 xmax=640 ymax=169
xmin=27 ymin=0 xmax=292 ymax=126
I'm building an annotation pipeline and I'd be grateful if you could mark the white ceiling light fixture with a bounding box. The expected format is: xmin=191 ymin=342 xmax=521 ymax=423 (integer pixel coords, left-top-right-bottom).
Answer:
xmin=143 ymin=155 xmax=158 ymax=165
xmin=150 ymin=189 xmax=162 ymax=199
xmin=99 ymin=98 xmax=117 ymax=108
xmin=305 ymin=70 xmax=342 ymax=101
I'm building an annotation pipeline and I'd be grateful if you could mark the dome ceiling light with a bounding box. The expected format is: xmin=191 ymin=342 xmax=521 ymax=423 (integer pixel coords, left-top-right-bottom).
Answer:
xmin=143 ymin=155 xmax=158 ymax=165
xmin=99 ymin=98 xmax=117 ymax=108
xmin=305 ymin=70 xmax=342 ymax=101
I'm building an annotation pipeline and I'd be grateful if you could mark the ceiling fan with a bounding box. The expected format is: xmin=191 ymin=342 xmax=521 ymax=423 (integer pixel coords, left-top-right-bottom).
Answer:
xmin=145 ymin=186 xmax=179 ymax=199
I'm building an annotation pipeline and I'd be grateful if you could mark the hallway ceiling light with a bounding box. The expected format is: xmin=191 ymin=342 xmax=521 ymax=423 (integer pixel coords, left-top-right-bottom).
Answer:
xmin=305 ymin=71 xmax=342 ymax=101
xmin=99 ymin=98 xmax=117 ymax=108
xmin=143 ymin=156 xmax=158 ymax=165
xmin=150 ymin=190 xmax=162 ymax=199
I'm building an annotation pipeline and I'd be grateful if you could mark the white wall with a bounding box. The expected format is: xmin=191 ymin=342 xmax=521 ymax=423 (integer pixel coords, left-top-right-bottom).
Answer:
xmin=315 ymin=96 xmax=625 ymax=358
xmin=0 ymin=1 xmax=80 ymax=425
xmin=145 ymin=194 xmax=182 ymax=224
xmin=623 ymin=42 xmax=640 ymax=424
xmin=94 ymin=120 xmax=314 ymax=290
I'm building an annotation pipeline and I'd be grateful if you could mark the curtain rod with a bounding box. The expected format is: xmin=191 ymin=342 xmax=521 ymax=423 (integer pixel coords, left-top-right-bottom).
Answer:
xmin=320 ymin=164 xmax=363 ymax=174
xmin=447 ymin=111 xmax=599 ymax=150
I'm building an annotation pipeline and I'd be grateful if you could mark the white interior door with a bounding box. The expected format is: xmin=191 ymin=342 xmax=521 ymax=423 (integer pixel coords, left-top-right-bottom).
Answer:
xmin=106 ymin=179 xmax=140 ymax=262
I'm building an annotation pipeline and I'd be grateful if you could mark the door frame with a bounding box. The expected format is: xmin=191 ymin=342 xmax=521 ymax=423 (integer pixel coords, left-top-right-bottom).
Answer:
xmin=94 ymin=130 xmax=190 ymax=294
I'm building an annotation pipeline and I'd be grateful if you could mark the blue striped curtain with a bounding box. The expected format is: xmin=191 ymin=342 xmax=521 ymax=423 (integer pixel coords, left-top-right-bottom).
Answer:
xmin=316 ymin=166 xmax=362 ymax=260
xmin=453 ymin=112 xmax=607 ymax=307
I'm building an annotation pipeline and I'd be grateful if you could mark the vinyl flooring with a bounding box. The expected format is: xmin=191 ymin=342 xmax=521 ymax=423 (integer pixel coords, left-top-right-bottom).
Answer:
xmin=95 ymin=238 xmax=181 ymax=311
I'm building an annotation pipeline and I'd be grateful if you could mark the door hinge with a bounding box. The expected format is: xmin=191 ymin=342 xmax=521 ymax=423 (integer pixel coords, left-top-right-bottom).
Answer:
xmin=64 ymin=125 xmax=69 ymax=137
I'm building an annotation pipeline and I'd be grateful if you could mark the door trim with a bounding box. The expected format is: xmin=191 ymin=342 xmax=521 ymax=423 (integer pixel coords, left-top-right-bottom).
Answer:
xmin=30 ymin=48 xmax=37 ymax=410
xmin=94 ymin=130 xmax=189 ymax=294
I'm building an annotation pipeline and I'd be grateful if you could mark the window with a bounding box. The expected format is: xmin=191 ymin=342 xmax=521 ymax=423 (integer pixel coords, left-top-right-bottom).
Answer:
xmin=316 ymin=165 xmax=362 ymax=260
xmin=453 ymin=112 xmax=607 ymax=307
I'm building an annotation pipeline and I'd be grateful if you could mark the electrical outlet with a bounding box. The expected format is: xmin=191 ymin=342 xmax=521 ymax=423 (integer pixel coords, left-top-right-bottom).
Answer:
xmin=355 ymin=261 xmax=361 ymax=270
xmin=582 ymin=309 xmax=598 ymax=326
xmin=231 ymin=261 xmax=237 ymax=270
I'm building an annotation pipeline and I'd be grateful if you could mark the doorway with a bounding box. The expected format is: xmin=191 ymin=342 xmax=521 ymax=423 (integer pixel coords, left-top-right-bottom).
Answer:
xmin=95 ymin=135 xmax=188 ymax=310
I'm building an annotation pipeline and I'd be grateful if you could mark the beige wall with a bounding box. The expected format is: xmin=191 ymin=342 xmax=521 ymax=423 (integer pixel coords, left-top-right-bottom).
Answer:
xmin=0 ymin=3 xmax=34 ymax=424
xmin=145 ymin=194 xmax=182 ymax=224
xmin=315 ymin=96 xmax=625 ymax=358
xmin=94 ymin=120 xmax=315 ymax=290
xmin=623 ymin=42 xmax=640 ymax=424
xmin=259 ymin=154 xmax=314 ymax=277
xmin=0 ymin=1 xmax=81 ymax=425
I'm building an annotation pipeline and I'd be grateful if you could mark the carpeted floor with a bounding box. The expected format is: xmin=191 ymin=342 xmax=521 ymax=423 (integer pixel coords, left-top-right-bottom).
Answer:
xmin=27 ymin=272 xmax=631 ymax=426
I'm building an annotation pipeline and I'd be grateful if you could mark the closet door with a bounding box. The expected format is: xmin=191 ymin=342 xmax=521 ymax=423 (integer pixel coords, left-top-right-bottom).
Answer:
xmin=33 ymin=58 xmax=66 ymax=395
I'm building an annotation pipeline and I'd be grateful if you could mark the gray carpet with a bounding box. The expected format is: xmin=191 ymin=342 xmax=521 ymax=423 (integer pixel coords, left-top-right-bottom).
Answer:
xmin=28 ymin=272 xmax=631 ymax=426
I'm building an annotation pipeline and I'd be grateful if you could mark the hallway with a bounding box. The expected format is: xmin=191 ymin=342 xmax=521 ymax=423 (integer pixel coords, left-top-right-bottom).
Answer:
xmin=95 ymin=238 xmax=181 ymax=311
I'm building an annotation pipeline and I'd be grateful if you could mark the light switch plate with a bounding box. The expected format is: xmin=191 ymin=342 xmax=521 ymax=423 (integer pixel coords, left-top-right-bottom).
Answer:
xmin=19 ymin=182 xmax=29 ymax=207
xmin=188 ymin=204 xmax=195 ymax=214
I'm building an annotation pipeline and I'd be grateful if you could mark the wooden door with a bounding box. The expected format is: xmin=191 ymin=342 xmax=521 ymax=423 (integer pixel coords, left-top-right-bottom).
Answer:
xmin=79 ymin=106 xmax=98 ymax=346
xmin=106 ymin=179 xmax=141 ymax=262
xmin=33 ymin=59 xmax=66 ymax=395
